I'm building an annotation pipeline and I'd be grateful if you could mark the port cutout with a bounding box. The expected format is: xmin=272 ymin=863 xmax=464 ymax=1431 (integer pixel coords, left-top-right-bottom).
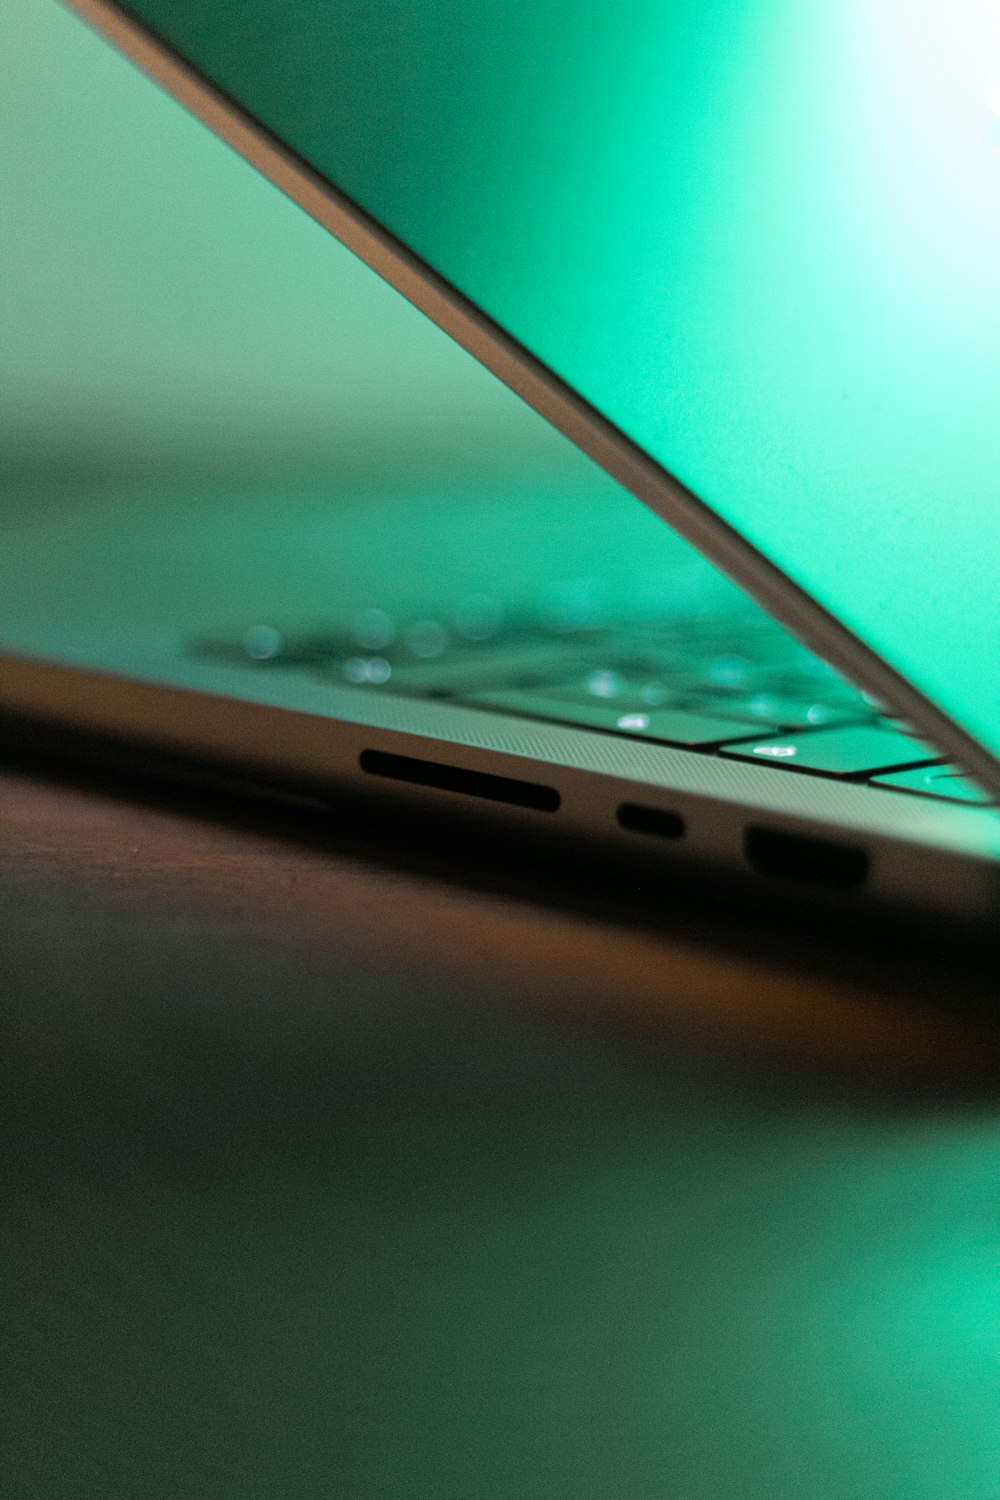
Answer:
xmin=616 ymin=803 xmax=685 ymax=840
xmin=744 ymin=826 xmax=869 ymax=892
xmin=359 ymin=749 xmax=560 ymax=811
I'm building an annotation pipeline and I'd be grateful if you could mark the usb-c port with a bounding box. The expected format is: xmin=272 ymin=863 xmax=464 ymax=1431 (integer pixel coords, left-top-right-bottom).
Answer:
xmin=617 ymin=803 xmax=685 ymax=840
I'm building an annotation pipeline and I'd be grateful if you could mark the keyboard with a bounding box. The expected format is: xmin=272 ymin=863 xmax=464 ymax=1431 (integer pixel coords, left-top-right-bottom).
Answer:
xmin=193 ymin=606 xmax=993 ymax=808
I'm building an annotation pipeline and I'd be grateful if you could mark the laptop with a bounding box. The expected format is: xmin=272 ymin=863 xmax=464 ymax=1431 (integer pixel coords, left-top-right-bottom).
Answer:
xmin=3 ymin=0 xmax=999 ymax=926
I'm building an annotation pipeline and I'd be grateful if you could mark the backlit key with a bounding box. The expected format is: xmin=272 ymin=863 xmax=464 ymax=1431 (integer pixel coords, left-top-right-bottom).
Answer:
xmin=462 ymin=690 xmax=765 ymax=745
xmin=872 ymin=765 xmax=994 ymax=805
xmin=719 ymin=724 xmax=939 ymax=777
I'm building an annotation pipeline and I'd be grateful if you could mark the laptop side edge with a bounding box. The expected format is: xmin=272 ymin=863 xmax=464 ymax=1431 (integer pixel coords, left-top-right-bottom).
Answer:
xmin=50 ymin=0 xmax=1000 ymax=803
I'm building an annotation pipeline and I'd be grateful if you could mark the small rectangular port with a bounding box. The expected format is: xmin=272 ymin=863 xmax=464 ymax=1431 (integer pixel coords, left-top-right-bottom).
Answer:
xmin=359 ymin=749 xmax=560 ymax=811
xmin=616 ymin=803 xmax=685 ymax=840
xmin=744 ymin=826 xmax=869 ymax=892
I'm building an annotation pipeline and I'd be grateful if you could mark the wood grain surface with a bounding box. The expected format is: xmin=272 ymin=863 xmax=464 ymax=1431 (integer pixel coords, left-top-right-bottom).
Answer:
xmin=2 ymin=762 xmax=998 ymax=1499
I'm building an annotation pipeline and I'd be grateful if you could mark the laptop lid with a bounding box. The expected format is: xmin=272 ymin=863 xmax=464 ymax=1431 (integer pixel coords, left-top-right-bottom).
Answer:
xmin=65 ymin=0 xmax=1000 ymax=799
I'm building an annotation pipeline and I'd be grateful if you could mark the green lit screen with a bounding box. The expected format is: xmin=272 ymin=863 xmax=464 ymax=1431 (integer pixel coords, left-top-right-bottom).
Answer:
xmin=113 ymin=0 xmax=1000 ymax=768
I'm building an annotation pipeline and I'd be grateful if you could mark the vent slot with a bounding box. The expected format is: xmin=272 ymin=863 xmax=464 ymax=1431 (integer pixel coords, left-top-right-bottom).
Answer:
xmin=359 ymin=750 xmax=560 ymax=811
xmin=616 ymin=803 xmax=685 ymax=840
xmin=744 ymin=826 xmax=869 ymax=892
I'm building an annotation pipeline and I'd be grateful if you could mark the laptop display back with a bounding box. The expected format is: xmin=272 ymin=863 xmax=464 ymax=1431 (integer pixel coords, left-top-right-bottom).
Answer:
xmin=69 ymin=0 xmax=1000 ymax=793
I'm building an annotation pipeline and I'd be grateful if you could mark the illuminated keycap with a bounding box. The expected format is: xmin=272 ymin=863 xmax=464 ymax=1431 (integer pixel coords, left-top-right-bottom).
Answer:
xmin=463 ymin=690 xmax=762 ymax=745
xmin=719 ymin=725 xmax=938 ymax=777
xmin=871 ymin=765 xmax=994 ymax=805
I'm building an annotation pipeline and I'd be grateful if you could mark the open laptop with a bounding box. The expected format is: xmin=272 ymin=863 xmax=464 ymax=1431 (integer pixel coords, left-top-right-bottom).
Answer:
xmin=3 ymin=0 xmax=1000 ymax=926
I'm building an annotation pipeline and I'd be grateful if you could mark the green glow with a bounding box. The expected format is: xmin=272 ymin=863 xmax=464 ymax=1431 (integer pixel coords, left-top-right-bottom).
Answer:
xmin=0 ymin=0 xmax=621 ymax=488
xmin=3 ymin=0 xmax=740 ymax=656
xmin=104 ymin=0 xmax=1000 ymax=768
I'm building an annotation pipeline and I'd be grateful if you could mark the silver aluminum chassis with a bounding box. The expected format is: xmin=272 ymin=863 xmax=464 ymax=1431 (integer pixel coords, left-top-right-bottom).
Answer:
xmin=2 ymin=648 xmax=998 ymax=923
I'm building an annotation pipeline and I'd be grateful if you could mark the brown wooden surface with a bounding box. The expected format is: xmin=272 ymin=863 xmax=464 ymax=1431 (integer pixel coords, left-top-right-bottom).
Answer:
xmin=0 ymin=761 xmax=996 ymax=1076
xmin=2 ymin=759 xmax=998 ymax=1499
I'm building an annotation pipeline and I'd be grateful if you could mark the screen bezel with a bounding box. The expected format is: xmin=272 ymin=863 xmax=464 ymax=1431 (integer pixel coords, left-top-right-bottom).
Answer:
xmin=61 ymin=0 xmax=1000 ymax=801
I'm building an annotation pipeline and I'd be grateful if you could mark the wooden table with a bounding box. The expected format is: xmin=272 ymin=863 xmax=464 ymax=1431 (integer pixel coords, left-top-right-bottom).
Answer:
xmin=2 ymin=757 xmax=998 ymax=1499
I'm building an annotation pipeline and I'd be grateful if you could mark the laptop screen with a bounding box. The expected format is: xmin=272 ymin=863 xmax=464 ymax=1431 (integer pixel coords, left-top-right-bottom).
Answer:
xmin=103 ymin=0 xmax=1000 ymax=775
